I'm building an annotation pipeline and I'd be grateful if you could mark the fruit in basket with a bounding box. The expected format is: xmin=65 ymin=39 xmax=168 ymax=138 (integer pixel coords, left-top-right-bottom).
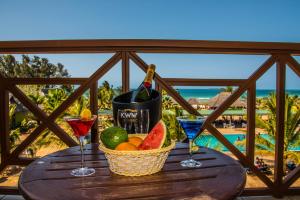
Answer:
xmin=138 ymin=120 xmax=167 ymax=150
xmin=80 ymin=108 xmax=92 ymax=120
xmin=100 ymin=127 xmax=128 ymax=149
xmin=115 ymin=142 xmax=138 ymax=151
xmin=128 ymin=136 xmax=143 ymax=147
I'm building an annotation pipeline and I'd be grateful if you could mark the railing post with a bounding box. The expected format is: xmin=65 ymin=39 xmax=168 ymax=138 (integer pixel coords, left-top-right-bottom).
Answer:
xmin=274 ymin=56 xmax=286 ymax=197
xmin=122 ymin=52 xmax=130 ymax=93
xmin=246 ymin=83 xmax=256 ymax=166
xmin=155 ymin=82 xmax=162 ymax=93
xmin=0 ymin=82 xmax=10 ymax=163
xmin=90 ymin=81 xmax=98 ymax=143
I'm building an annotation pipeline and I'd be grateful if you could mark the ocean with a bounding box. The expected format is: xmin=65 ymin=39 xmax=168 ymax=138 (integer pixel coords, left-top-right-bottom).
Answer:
xmin=177 ymin=89 xmax=300 ymax=100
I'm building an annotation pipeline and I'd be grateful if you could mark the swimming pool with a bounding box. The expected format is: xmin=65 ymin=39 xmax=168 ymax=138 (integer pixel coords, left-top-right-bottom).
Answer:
xmin=194 ymin=133 xmax=300 ymax=152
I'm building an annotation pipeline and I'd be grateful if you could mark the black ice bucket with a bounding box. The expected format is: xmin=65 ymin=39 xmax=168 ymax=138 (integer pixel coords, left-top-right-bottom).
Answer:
xmin=112 ymin=90 xmax=162 ymax=133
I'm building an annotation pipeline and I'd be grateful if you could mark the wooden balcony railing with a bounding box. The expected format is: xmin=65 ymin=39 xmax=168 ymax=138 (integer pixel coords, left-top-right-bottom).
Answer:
xmin=0 ymin=39 xmax=300 ymax=197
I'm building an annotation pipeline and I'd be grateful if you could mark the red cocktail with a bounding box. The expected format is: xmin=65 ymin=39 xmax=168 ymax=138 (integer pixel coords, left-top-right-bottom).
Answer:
xmin=65 ymin=115 xmax=97 ymax=177
xmin=66 ymin=117 xmax=96 ymax=137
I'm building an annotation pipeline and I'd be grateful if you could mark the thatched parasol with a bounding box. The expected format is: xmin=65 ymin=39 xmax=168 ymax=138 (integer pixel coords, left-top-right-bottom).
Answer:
xmin=187 ymin=98 xmax=200 ymax=105
xmin=207 ymin=92 xmax=247 ymax=109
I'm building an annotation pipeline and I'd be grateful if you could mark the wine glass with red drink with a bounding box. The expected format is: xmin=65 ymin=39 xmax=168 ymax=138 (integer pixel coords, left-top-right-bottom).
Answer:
xmin=65 ymin=115 xmax=97 ymax=176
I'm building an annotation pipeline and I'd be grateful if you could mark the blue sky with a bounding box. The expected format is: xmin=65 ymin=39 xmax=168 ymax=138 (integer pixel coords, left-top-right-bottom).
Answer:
xmin=0 ymin=0 xmax=299 ymax=89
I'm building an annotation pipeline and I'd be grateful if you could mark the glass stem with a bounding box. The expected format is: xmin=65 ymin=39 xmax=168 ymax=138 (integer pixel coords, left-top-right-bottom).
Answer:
xmin=79 ymin=136 xmax=85 ymax=169
xmin=189 ymin=139 xmax=193 ymax=159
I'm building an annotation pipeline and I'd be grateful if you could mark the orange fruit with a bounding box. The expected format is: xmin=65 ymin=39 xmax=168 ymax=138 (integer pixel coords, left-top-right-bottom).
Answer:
xmin=115 ymin=142 xmax=138 ymax=151
xmin=128 ymin=136 xmax=143 ymax=147
xmin=80 ymin=108 xmax=92 ymax=120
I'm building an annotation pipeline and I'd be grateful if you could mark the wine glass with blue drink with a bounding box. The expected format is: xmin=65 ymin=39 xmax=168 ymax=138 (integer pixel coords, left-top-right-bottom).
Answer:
xmin=177 ymin=116 xmax=205 ymax=168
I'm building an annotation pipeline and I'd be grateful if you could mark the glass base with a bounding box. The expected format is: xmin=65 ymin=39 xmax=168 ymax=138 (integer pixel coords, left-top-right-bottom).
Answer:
xmin=71 ymin=167 xmax=95 ymax=177
xmin=180 ymin=159 xmax=202 ymax=168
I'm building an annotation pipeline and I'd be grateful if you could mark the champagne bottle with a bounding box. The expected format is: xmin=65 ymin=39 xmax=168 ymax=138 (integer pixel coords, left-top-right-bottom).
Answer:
xmin=131 ymin=64 xmax=156 ymax=102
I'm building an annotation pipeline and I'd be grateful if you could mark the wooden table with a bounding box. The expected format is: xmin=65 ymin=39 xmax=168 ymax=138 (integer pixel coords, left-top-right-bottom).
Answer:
xmin=19 ymin=143 xmax=246 ymax=200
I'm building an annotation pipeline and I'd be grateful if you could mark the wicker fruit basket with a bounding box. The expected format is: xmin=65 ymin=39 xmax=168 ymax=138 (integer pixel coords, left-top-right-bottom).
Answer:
xmin=99 ymin=134 xmax=176 ymax=176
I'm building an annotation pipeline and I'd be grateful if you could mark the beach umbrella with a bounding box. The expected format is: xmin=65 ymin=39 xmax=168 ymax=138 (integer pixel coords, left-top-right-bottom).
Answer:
xmin=207 ymin=92 xmax=247 ymax=109
xmin=187 ymin=98 xmax=200 ymax=105
xmin=187 ymin=98 xmax=200 ymax=109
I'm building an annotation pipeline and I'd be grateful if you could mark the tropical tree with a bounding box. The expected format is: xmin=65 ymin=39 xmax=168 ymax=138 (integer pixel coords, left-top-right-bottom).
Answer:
xmin=8 ymin=104 xmax=21 ymax=148
xmin=221 ymin=86 xmax=234 ymax=93
xmin=236 ymin=93 xmax=300 ymax=165
xmin=0 ymin=55 xmax=69 ymax=78
xmin=98 ymin=81 xmax=115 ymax=110
xmin=256 ymin=93 xmax=300 ymax=156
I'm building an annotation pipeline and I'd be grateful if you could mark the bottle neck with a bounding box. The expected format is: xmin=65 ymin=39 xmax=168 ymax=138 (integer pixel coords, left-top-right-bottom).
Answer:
xmin=143 ymin=67 xmax=155 ymax=87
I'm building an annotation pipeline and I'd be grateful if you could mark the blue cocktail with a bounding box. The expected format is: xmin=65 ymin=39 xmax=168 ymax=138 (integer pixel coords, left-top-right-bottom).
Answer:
xmin=177 ymin=116 xmax=205 ymax=167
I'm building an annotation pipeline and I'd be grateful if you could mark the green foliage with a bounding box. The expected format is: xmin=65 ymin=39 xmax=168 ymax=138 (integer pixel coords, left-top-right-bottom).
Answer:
xmin=221 ymin=86 xmax=233 ymax=93
xmin=28 ymin=92 xmax=45 ymax=107
xmin=98 ymin=81 xmax=115 ymax=110
xmin=162 ymin=109 xmax=185 ymax=142
xmin=8 ymin=104 xmax=20 ymax=148
xmin=161 ymin=90 xmax=186 ymax=141
xmin=0 ymin=55 xmax=69 ymax=78
xmin=43 ymin=89 xmax=68 ymax=113
xmin=33 ymin=91 xmax=88 ymax=149
xmin=256 ymin=93 xmax=300 ymax=152
xmin=236 ymin=93 xmax=300 ymax=165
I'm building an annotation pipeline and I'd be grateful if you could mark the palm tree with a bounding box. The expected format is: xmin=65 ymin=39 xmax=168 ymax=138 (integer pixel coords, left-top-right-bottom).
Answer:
xmin=236 ymin=93 xmax=300 ymax=165
xmin=256 ymin=93 xmax=300 ymax=158
xmin=221 ymin=86 xmax=234 ymax=93
xmin=162 ymin=90 xmax=181 ymax=110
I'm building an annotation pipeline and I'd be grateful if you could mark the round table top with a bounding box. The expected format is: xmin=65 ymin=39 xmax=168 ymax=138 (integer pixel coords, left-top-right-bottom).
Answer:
xmin=19 ymin=143 xmax=246 ymax=200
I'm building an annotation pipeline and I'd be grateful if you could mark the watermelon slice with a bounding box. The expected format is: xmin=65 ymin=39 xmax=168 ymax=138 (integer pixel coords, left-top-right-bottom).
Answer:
xmin=138 ymin=120 xmax=167 ymax=150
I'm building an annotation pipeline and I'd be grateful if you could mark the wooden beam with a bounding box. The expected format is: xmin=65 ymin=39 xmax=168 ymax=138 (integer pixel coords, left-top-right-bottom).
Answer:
xmin=246 ymin=83 xmax=256 ymax=165
xmin=121 ymin=52 xmax=130 ymax=93
xmin=7 ymin=85 xmax=77 ymax=147
xmin=90 ymin=81 xmax=98 ymax=143
xmin=6 ymin=77 xmax=88 ymax=85
xmin=283 ymin=166 xmax=300 ymax=189
xmin=206 ymin=124 xmax=274 ymax=190
xmin=200 ymin=55 xmax=276 ymax=134
xmin=43 ymin=52 xmax=121 ymax=125
xmin=273 ymin=57 xmax=286 ymax=197
xmin=0 ymin=53 xmax=121 ymax=172
xmin=242 ymin=187 xmax=300 ymax=196
xmin=10 ymin=157 xmax=35 ymax=165
xmin=242 ymin=188 xmax=272 ymax=196
xmin=284 ymin=55 xmax=300 ymax=77
xmin=1 ymin=39 xmax=300 ymax=55
xmin=155 ymin=82 xmax=162 ymax=93
xmin=129 ymin=52 xmax=199 ymax=116
xmin=0 ymin=83 xmax=10 ymax=163
xmin=0 ymin=186 xmax=20 ymax=195
xmin=4 ymin=124 xmax=49 ymax=170
xmin=164 ymin=78 xmax=246 ymax=86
